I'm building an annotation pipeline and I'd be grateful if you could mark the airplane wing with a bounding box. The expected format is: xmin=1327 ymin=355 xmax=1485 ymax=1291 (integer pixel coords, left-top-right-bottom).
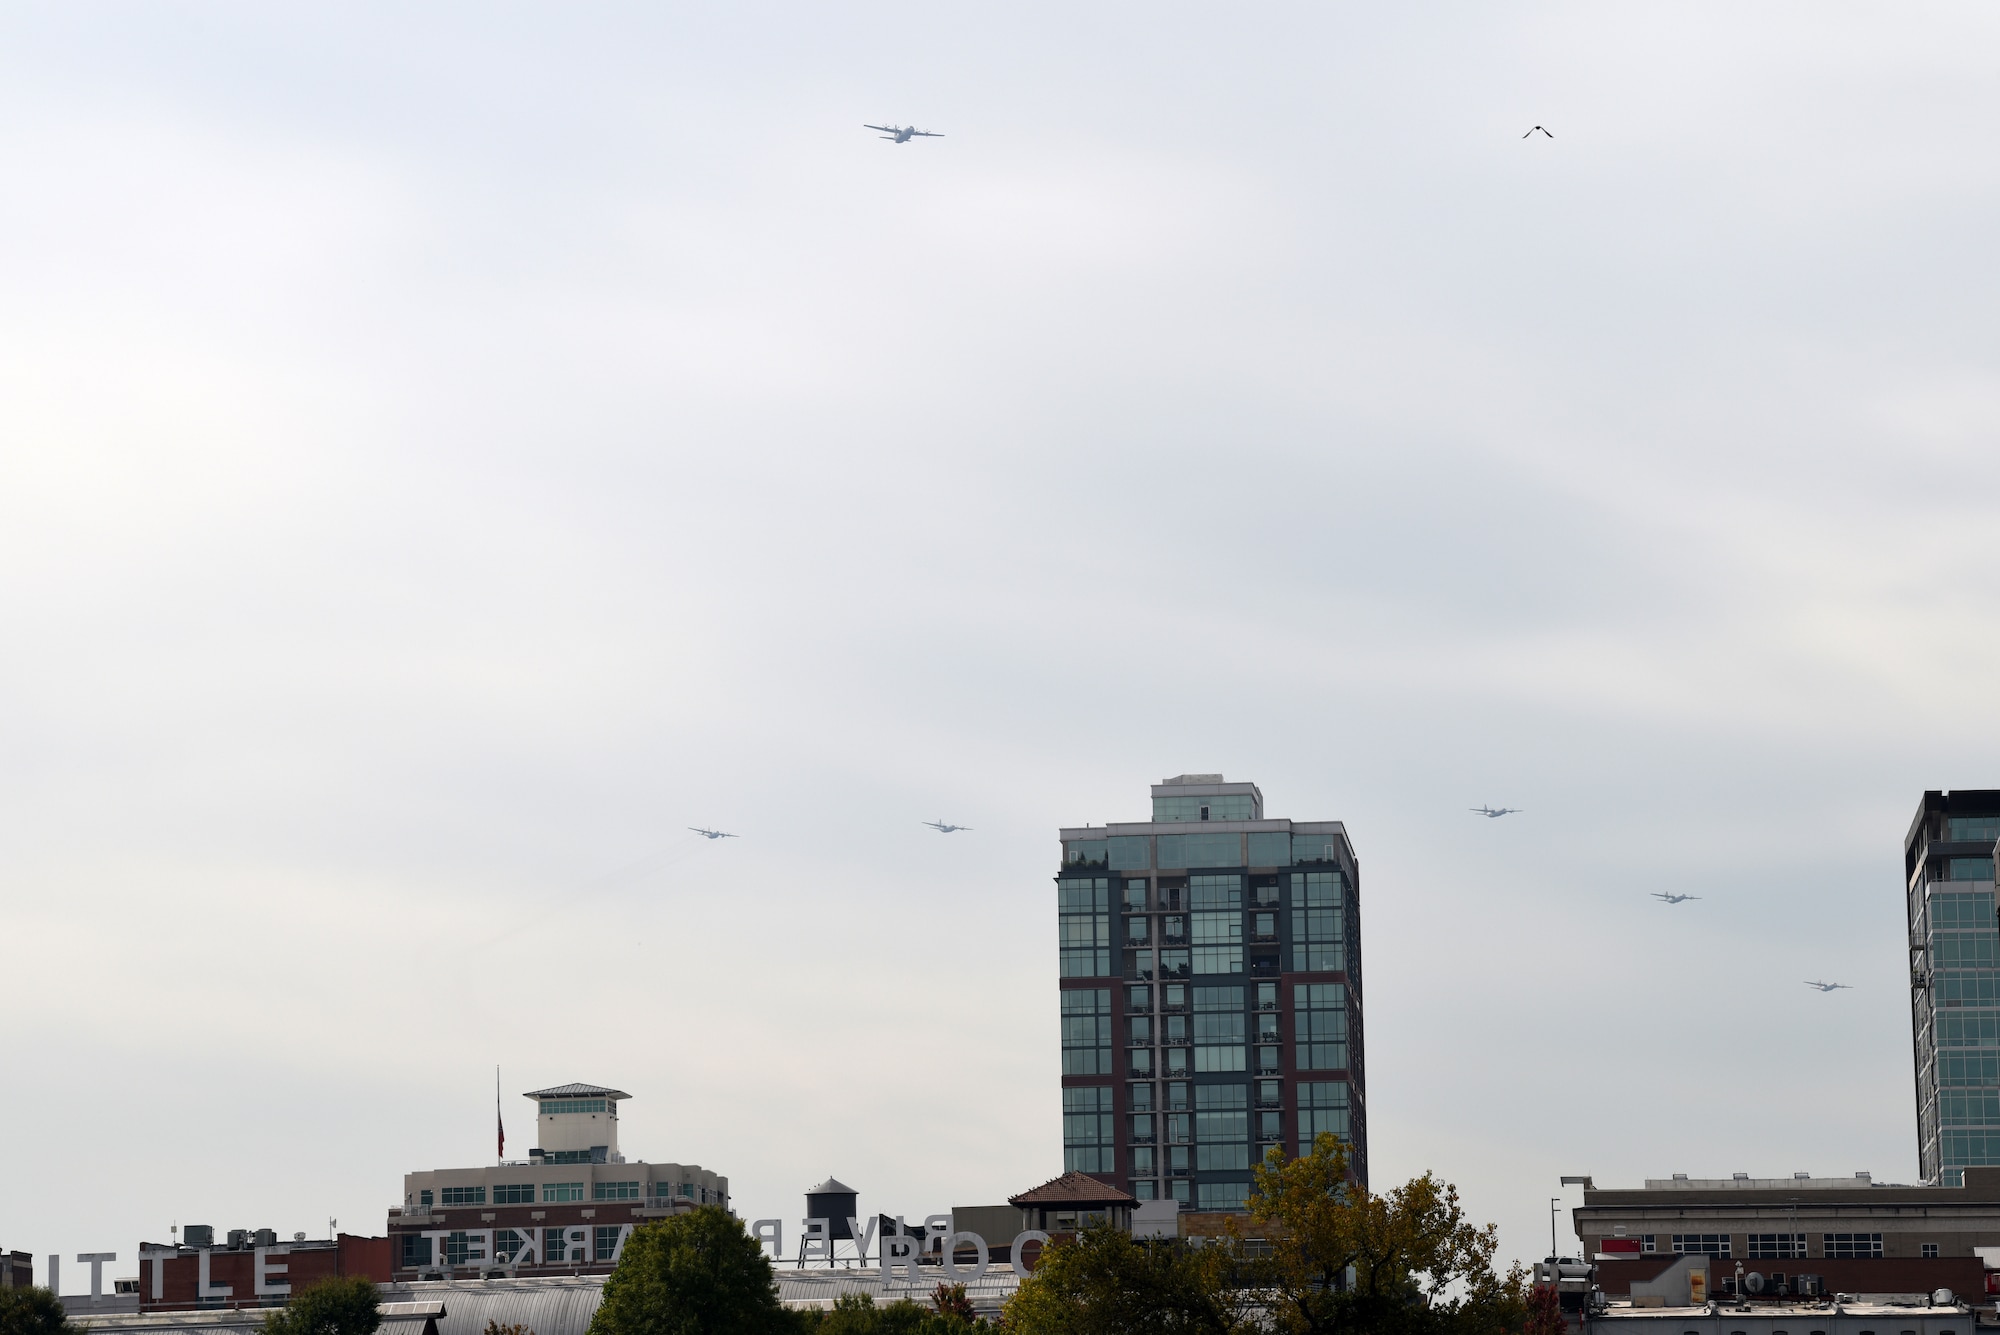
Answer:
xmin=911 ymin=130 xmax=944 ymax=137
xmin=863 ymin=124 xmax=896 ymax=132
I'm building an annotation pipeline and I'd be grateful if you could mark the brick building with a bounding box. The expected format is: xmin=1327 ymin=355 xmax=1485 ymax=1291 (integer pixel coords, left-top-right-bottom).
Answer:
xmin=134 ymin=1233 xmax=392 ymax=1311
xmin=1573 ymin=1170 xmax=2000 ymax=1300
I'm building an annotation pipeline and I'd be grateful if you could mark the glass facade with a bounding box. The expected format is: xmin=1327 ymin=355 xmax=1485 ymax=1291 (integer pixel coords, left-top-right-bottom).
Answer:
xmin=1910 ymin=795 xmax=2000 ymax=1184
xmin=1059 ymin=780 xmax=1365 ymax=1211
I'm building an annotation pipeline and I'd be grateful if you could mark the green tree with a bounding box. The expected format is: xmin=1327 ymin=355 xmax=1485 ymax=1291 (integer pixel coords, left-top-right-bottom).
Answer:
xmin=261 ymin=1277 xmax=382 ymax=1335
xmin=0 ymin=1287 xmax=79 ymax=1335
xmin=1003 ymin=1225 xmax=1251 ymax=1335
xmin=588 ymin=1206 xmax=791 ymax=1335
xmin=1248 ymin=1134 xmax=1526 ymax=1335
xmin=795 ymin=1292 xmax=971 ymax=1335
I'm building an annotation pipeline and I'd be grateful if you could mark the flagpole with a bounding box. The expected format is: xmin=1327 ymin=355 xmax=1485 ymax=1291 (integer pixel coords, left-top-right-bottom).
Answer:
xmin=496 ymin=1065 xmax=505 ymax=1164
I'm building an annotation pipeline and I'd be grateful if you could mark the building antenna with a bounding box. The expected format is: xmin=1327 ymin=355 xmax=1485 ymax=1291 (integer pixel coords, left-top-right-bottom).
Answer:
xmin=1550 ymin=1198 xmax=1560 ymax=1258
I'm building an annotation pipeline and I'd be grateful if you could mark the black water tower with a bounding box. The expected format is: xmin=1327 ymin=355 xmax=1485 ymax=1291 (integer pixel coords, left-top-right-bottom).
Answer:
xmin=805 ymin=1177 xmax=859 ymax=1240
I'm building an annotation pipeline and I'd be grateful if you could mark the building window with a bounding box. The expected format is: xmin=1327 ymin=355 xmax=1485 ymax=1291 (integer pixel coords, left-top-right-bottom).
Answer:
xmin=1643 ymin=1235 xmax=1656 ymax=1253
xmin=1064 ymin=840 xmax=1109 ymax=868
xmin=1934 ymin=935 xmax=2000 ymax=969
xmin=1193 ymin=986 xmax=1246 ymax=1072
xmin=400 ymin=1235 xmax=432 ymax=1268
xmin=1258 ymin=1110 xmax=1282 ymax=1144
xmin=1131 ymin=1178 xmax=1157 ymax=1200
xmin=594 ymin=1181 xmax=641 ymax=1201
xmin=1155 ymin=794 xmax=1256 ymax=823
xmin=1190 ymin=912 xmax=1244 ymax=975
xmin=1747 ymin=1234 xmax=1806 ymax=1259
xmin=1297 ymin=1082 xmax=1349 ymax=1156
xmin=442 ymin=1232 xmax=484 ymax=1265
xmin=1294 ymin=984 xmax=1348 ymax=1071
xmin=538 ymin=1098 xmax=609 ymax=1116
xmin=1824 ymin=1234 xmax=1883 ymax=1258
xmin=1947 ymin=817 xmax=2000 ymax=843
xmin=1948 ymin=858 xmax=1996 ymax=882
xmin=1196 ymin=1181 xmax=1250 ymax=1211
xmin=544 ymin=1182 xmax=585 ymax=1203
xmin=1672 ymin=1235 xmax=1731 ymax=1257
xmin=1130 ymin=1082 xmax=1155 ymax=1111
xmin=595 ymin=1226 xmax=624 ymax=1262
xmin=545 ymin=1227 xmax=580 ymax=1261
xmin=1940 ymin=1132 xmax=2000 ymax=1165
xmin=1195 ymin=1083 xmax=1249 ymax=1171
xmin=1129 ymin=1015 xmax=1152 ymax=1046
xmin=1923 ymin=1243 xmax=1941 ymax=1258
xmin=1064 ymin=1086 xmax=1115 ymax=1173
xmin=1290 ymin=872 xmax=1345 ymax=972
xmin=1132 ymin=1145 xmax=1156 ymax=1176
xmin=1158 ymin=832 xmax=1243 ymax=869
xmin=1061 ymin=989 xmax=1113 ymax=1075
xmin=419 ymin=1190 xmax=433 ymax=1208
xmin=1059 ymin=878 xmax=1112 ymax=977
xmin=494 ymin=1230 xmax=530 ymax=1263
xmin=440 ymin=1186 xmax=486 ymax=1206
xmin=1130 ymin=1113 xmax=1156 ymax=1144
xmin=493 ymin=1184 xmax=535 ymax=1205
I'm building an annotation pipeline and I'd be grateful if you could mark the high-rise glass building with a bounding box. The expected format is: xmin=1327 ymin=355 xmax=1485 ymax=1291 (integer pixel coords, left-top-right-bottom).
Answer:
xmin=1907 ymin=790 xmax=2000 ymax=1184
xmin=1057 ymin=775 xmax=1366 ymax=1212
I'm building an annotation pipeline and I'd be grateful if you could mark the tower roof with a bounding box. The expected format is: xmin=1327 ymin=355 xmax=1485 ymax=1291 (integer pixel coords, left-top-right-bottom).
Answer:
xmin=806 ymin=1177 xmax=857 ymax=1195
xmin=524 ymin=1082 xmax=631 ymax=1100
xmin=1008 ymin=1171 xmax=1139 ymax=1208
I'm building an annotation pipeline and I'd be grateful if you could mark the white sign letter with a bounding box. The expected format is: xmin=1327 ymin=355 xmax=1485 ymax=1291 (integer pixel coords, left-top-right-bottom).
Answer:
xmin=1011 ymin=1231 xmax=1051 ymax=1278
xmin=846 ymin=1217 xmax=879 ymax=1264
xmin=941 ymin=1233 xmax=988 ymax=1282
xmin=78 ymin=1254 xmax=116 ymax=1304
xmin=750 ymin=1219 xmax=783 ymax=1258
xmin=254 ymin=1248 xmax=290 ymax=1297
xmin=197 ymin=1249 xmax=232 ymax=1298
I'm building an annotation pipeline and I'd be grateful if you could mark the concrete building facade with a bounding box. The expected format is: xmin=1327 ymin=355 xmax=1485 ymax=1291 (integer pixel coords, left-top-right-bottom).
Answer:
xmin=386 ymin=1083 xmax=726 ymax=1281
xmin=1057 ymin=775 xmax=1365 ymax=1212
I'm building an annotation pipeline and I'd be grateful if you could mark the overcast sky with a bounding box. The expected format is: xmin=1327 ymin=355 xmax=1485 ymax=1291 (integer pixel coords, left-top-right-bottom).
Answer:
xmin=7 ymin=0 xmax=2000 ymax=1281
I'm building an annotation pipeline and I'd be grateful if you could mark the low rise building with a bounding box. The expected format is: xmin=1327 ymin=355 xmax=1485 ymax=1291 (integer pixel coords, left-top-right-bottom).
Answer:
xmin=134 ymin=1233 xmax=392 ymax=1311
xmin=1573 ymin=1171 xmax=2000 ymax=1301
xmin=2 ymin=1251 xmax=32 ymax=1289
xmin=386 ymin=1082 xmax=726 ymax=1281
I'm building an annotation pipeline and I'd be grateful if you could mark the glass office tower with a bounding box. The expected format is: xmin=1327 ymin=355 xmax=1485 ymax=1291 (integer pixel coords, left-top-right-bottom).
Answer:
xmin=1058 ymin=775 xmax=1367 ymax=1211
xmin=1907 ymin=790 xmax=2000 ymax=1184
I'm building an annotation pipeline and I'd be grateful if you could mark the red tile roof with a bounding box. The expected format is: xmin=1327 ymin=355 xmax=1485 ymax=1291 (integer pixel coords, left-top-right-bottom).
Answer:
xmin=1008 ymin=1172 xmax=1140 ymax=1208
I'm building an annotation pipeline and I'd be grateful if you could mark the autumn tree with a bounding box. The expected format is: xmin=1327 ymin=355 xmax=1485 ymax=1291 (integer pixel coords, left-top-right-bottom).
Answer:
xmin=1248 ymin=1133 xmax=1527 ymax=1335
xmin=1002 ymin=1225 xmax=1253 ymax=1335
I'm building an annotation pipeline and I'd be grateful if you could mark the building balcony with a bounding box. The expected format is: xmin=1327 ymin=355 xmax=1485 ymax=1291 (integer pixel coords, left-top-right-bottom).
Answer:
xmin=1161 ymin=935 xmax=1189 ymax=948
xmin=1250 ymin=932 xmax=1279 ymax=944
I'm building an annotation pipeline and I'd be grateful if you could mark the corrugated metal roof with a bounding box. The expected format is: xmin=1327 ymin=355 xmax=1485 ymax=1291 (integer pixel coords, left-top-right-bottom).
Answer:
xmin=382 ymin=1269 xmax=1024 ymax=1331
xmin=776 ymin=1269 xmax=1022 ymax=1318
xmin=523 ymin=1083 xmax=630 ymax=1101
xmin=71 ymin=1307 xmax=440 ymax=1335
xmin=389 ymin=1278 xmax=606 ymax=1335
